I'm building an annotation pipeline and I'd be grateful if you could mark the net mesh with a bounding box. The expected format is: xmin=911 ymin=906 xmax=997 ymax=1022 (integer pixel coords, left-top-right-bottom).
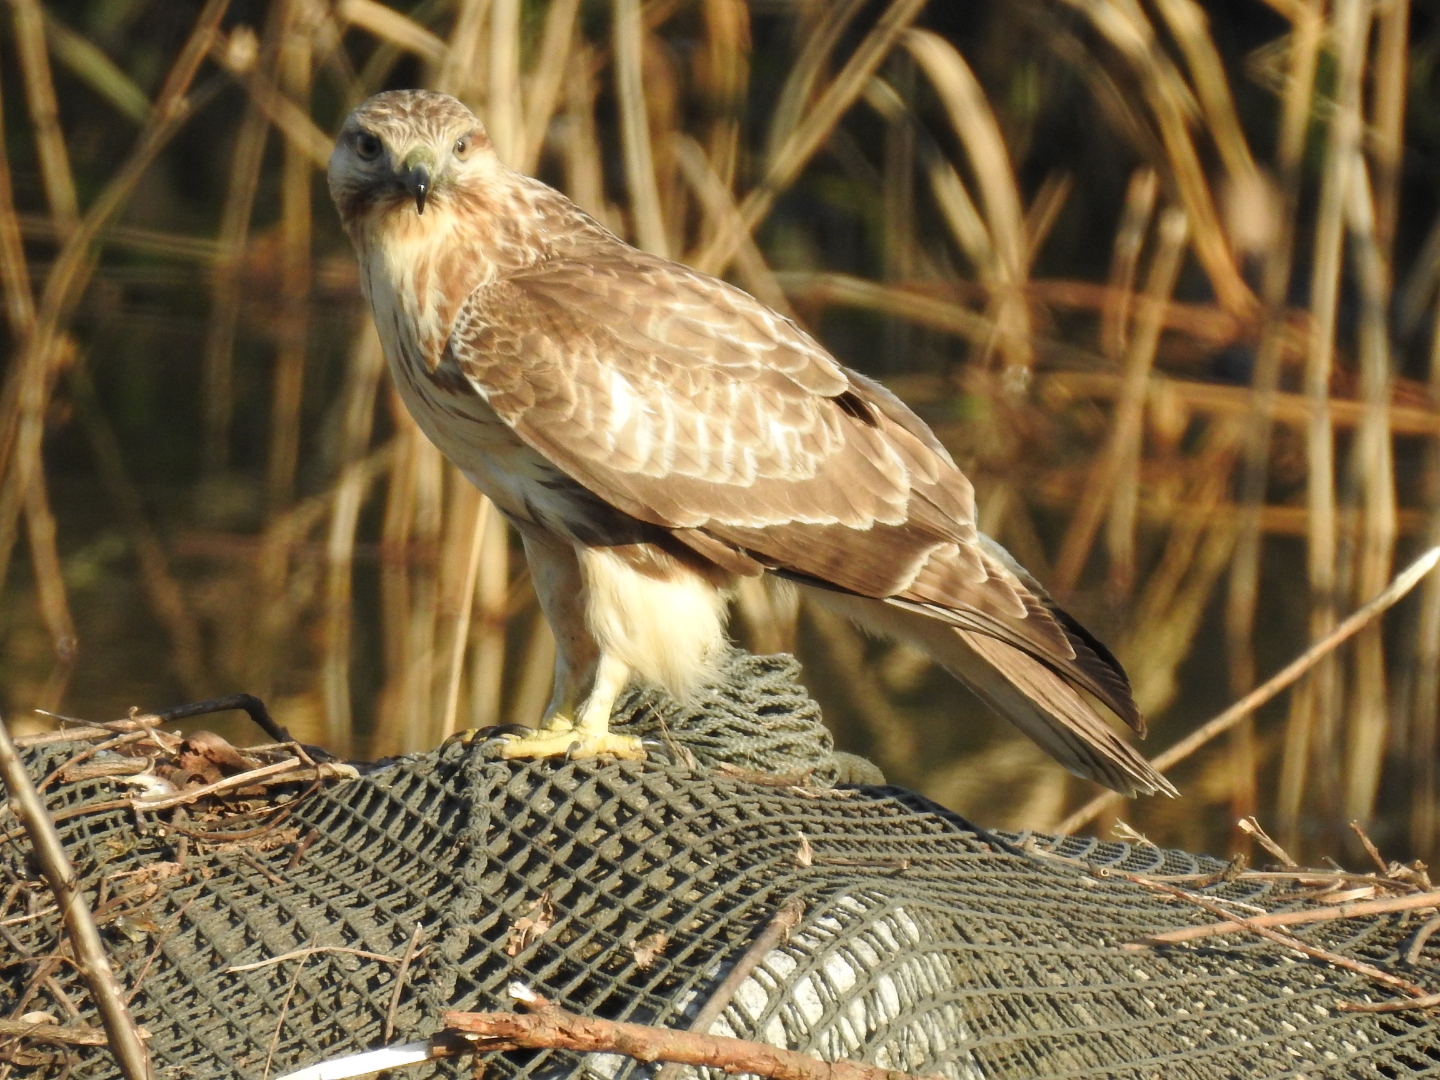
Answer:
xmin=2 ymin=650 xmax=1439 ymax=1079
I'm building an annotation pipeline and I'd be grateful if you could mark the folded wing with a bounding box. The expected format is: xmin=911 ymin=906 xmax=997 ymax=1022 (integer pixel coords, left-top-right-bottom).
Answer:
xmin=441 ymin=245 xmax=1173 ymax=796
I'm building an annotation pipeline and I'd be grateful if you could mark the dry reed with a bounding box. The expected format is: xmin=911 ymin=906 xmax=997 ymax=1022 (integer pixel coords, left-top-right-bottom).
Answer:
xmin=1 ymin=0 xmax=1439 ymax=865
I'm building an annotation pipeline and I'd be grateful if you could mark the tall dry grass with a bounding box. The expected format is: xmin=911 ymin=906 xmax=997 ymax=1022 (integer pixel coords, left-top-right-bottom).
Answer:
xmin=0 ymin=0 xmax=1436 ymax=864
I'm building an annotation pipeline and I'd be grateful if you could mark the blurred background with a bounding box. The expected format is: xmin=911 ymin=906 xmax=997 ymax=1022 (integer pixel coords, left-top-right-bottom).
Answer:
xmin=1 ymin=0 xmax=1437 ymax=865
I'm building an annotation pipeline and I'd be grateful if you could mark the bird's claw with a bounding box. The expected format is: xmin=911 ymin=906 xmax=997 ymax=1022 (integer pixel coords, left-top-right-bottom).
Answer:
xmin=442 ymin=724 xmax=530 ymax=748
xmin=497 ymin=728 xmax=646 ymax=761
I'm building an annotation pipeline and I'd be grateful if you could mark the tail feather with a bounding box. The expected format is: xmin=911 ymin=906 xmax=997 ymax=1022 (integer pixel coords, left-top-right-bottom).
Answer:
xmin=951 ymin=630 xmax=1176 ymax=797
xmin=801 ymin=583 xmax=1176 ymax=798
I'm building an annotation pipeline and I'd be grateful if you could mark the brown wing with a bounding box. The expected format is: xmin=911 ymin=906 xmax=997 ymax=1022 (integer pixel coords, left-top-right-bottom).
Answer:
xmin=443 ymin=245 xmax=1145 ymax=736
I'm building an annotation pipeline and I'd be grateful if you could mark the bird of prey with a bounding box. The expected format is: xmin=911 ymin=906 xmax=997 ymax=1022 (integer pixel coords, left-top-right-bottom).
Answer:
xmin=328 ymin=89 xmax=1175 ymax=797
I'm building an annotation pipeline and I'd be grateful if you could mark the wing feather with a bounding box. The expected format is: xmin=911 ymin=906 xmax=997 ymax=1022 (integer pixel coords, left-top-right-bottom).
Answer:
xmin=441 ymin=243 xmax=1150 ymax=774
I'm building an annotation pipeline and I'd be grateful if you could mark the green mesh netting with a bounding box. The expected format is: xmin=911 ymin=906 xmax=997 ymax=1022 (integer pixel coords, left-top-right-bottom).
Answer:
xmin=3 ymin=651 xmax=1440 ymax=1079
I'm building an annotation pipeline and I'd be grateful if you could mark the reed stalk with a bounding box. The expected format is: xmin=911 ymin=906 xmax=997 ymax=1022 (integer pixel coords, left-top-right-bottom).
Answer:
xmin=9 ymin=0 xmax=78 ymax=231
xmin=0 ymin=0 xmax=227 ymax=653
xmin=488 ymin=0 xmax=523 ymax=165
xmin=1221 ymin=0 xmax=1322 ymax=844
xmin=561 ymin=45 xmax=611 ymax=224
xmin=674 ymin=135 xmax=791 ymax=316
xmin=1415 ymin=294 xmax=1440 ymax=863
xmin=1052 ymin=208 xmax=1189 ymax=597
xmin=1342 ymin=160 xmax=1398 ymax=828
xmin=1054 ymin=0 xmax=1254 ymax=317
xmin=903 ymin=30 xmax=1031 ymax=376
xmin=1279 ymin=0 xmax=1366 ymax=848
xmin=203 ymin=12 xmax=285 ymax=476
xmin=339 ymin=0 xmax=448 ymax=67
xmin=614 ymin=0 xmax=669 ymax=256
xmin=694 ymin=0 xmax=928 ymax=277
xmin=519 ymin=0 xmax=583 ymax=173
xmin=1100 ymin=170 xmax=1158 ymax=361
xmin=469 ymin=502 xmax=509 ymax=730
xmin=699 ymin=0 xmax=748 ymax=197
xmin=321 ymin=327 xmax=386 ymax=756
xmin=6 ymin=0 xmax=1440 ymax=863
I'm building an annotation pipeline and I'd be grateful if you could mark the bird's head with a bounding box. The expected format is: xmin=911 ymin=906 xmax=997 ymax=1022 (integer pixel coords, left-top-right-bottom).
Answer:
xmin=328 ymin=90 xmax=495 ymax=233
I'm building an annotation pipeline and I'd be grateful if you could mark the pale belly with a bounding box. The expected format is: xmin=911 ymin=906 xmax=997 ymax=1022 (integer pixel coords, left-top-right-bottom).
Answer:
xmin=382 ymin=335 xmax=573 ymax=533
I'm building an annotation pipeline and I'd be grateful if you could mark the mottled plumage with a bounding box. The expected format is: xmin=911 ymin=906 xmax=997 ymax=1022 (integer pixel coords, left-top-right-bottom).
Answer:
xmin=328 ymin=89 xmax=1175 ymax=796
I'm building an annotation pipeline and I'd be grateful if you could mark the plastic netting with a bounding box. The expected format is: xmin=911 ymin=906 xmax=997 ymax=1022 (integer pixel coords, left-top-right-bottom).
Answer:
xmin=3 ymin=651 xmax=1440 ymax=1079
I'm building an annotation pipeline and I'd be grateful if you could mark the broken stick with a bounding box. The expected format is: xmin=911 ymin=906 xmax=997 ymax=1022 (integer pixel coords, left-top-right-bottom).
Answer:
xmin=0 ymin=712 xmax=152 ymax=1079
xmin=444 ymin=985 xmax=941 ymax=1080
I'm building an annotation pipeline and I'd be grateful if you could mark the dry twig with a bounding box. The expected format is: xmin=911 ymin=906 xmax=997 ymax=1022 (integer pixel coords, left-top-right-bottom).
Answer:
xmin=263 ymin=940 xmax=313 ymax=1080
xmin=1238 ymin=817 xmax=1299 ymax=867
xmin=227 ymin=944 xmax=407 ymax=975
xmin=445 ymin=984 xmax=943 ymax=1080
xmin=1337 ymin=991 xmax=1440 ymax=1014
xmin=0 ymin=714 xmax=151 ymax=1078
xmin=654 ymin=897 xmax=805 ymax=1080
xmin=1123 ymin=874 xmax=1431 ymax=1000
xmin=1058 ymin=545 xmax=1440 ymax=834
xmin=1128 ymin=888 xmax=1440 ymax=946
xmin=1349 ymin=821 xmax=1390 ymax=874
xmin=0 ymin=1018 xmax=108 ymax=1046
xmin=384 ymin=923 xmax=425 ymax=1042
xmin=1405 ymin=915 xmax=1440 ymax=966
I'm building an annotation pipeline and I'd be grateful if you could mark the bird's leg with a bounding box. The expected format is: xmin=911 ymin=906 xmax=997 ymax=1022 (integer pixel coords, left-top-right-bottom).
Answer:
xmin=502 ymin=651 xmax=642 ymax=760
xmin=501 ymin=651 xmax=644 ymax=760
xmin=499 ymin=535 xmax=644 ymax=761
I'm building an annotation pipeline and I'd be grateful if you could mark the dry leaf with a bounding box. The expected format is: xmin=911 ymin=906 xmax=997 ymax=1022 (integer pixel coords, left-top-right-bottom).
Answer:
xmin=1111 ymin=821 xmax=1156 ymax=847
xmin=505 ymin=890 xmax=555 ymax=957
xmin=796 ymin=832 xmax=813 ymax=868
xmin=110 ymin=913 xmax=161 ymax=942
xmin=173 ymin=731 xmax=258 ymax=787
xmin=16 ymin=1012 xmax=57 ymax=1026
xmin=1312 ymin=886 xmax=1377 ymax=904
xmin=629 ymin=931 xmax=669 ymax=970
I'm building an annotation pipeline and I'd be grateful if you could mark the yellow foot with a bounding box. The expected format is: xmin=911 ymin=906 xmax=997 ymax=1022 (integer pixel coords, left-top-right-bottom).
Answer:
xmin=498 ymin=727 xmax=646 ymax=761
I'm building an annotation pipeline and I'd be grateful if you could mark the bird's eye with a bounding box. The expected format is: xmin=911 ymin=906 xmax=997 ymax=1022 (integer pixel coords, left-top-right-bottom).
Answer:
xmin=454 ymin=133 xmax=473 ymax=159
xmin=355 ymin=132 xmax=382 ymax=161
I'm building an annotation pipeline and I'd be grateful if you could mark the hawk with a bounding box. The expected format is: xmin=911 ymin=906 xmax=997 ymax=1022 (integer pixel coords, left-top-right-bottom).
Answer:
xmin=328 ymin=89 xmax=1174 ymax=797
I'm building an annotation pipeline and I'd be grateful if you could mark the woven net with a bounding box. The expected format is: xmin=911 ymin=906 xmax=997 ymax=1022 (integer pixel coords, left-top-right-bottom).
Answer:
xmin=3 ymin=650 xmax=1440 ymax=1078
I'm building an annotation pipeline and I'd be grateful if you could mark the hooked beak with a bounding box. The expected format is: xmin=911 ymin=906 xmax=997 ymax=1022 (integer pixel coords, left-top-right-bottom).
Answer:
xmin=404 ymin=165 xmax=430 ymax=215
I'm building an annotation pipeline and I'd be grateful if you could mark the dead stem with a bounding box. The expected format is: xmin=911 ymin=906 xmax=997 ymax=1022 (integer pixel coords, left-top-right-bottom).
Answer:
xmin=321 ymin=330 xmax=388 ymax=755
xmin=614 ymin=0 xmax=669 ymax=256
xmin=1052 ymin=208 xmax=1189 ymax=596
xmin=440 ymin=495 xmax=490 ymax=738
xmin=653 ymin=896 xmax=805 ymax=1080
xmin=227 ymin=944 xmax=407 ymax=975
xmin=0 ymin=713 xmax=151 ymax=1079
xmin=694 ymin=0 xmax=928 ymax=277
xmin=1221 ymin=0 xmax=1321 ymax=846
xmin=519 ymin=0 xmax=582 ymax=173
xmin=1123 ymin=874 xmax=1431 ymax=1000
xmin=674 ymin=134 xmax=793 ymax=316
xmin=383 ymin=923 xmax=425 ymax=1042
xmin=1404 ymin=915 xmax=1440 ymax=966
xmin=1282 ymin=0 xmax=1363 ymax=851
xmin=904 ymin=29 xmax=1031 ymax=376
xmin=1129 ymin=888 xmax=1440 ymax=947
xmin=1238 ymin=817 xmax=1299 ymax=868
xmin=65 ymin=360 xmax=212 ymax=698
xmin=1058 ymin=546 xmax=1440 ymax=834
xmin=1342 ymin=158 xmax=1399 ymax=829
xmin=202 ymin=7 xmax=284 ymax=475
xmin=261 ymin=939 xmax=312 ymax=1080
xmin=444 ymin=985 xmax=944 ymax=1080
xmin=1100 ymin=169 xmax=1157 ymax=384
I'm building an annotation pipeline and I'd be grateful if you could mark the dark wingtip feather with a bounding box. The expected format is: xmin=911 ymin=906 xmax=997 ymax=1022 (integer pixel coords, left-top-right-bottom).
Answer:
xmin=1046 ymin=601 xmax=1147 ymax=735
